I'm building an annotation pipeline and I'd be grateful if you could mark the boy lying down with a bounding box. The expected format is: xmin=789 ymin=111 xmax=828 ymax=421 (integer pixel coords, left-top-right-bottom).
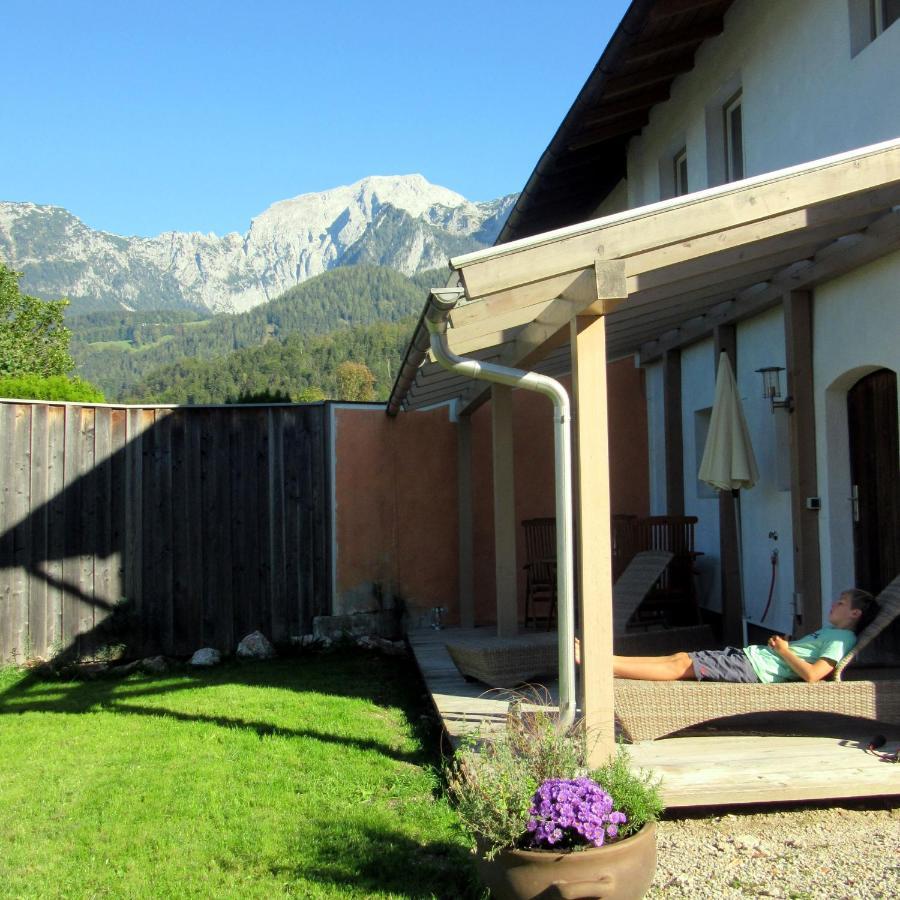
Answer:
xmin=611 ymin=589 xmax=877 ymax=683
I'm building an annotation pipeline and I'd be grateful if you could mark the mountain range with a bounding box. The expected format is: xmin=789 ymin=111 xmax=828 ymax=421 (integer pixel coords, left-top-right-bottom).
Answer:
xmin=0 ymin=175 xmax=516 ymax=315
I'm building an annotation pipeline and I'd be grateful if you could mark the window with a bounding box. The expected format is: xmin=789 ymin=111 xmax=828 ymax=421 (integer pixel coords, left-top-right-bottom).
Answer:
xmin=694 ymin=408 xmax=716 ymax=499
xmin=850 ymin=0 xmax=899 ymax=54
xmin=873 ymin=0 xmax=900 ymax=35
xmin=724 ymin=91 xmax=744 ymax=182
xmin=673 ymin=147 xmax=689 ymax=196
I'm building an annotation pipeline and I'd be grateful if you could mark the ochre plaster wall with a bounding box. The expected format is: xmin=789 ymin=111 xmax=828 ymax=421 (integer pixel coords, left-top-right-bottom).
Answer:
xmin=332 ymin=357 xmax=649 ymax=628
xmin=333 ymin=404 xmax=459 ymax=625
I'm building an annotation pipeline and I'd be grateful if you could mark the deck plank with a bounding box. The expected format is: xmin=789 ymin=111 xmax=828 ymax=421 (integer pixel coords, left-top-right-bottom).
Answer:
xmin=409 ymin=627 xmax=900 ymax=808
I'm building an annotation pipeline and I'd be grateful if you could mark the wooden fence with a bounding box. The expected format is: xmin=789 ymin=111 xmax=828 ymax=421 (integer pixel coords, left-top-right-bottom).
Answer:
xmin=0 ymin=400 xmax=330 ymax=662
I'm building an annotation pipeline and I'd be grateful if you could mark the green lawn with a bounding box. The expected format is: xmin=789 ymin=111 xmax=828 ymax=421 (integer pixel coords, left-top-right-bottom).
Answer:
xmin=0 ymin=652 xmax=481 ymax=899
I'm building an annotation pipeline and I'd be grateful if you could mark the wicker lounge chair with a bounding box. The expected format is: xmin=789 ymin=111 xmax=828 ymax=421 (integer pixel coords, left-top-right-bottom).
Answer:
xmin=614 ymin=574 xmax=900 ymax=742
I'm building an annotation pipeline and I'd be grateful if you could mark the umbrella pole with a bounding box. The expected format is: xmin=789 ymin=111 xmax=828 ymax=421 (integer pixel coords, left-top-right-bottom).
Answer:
xmin=732 ymin=489 xmax=748 ymax=646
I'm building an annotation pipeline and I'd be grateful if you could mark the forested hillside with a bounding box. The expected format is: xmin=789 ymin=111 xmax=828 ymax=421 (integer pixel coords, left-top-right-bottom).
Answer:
xmin=71 ymin=265 xmax=442 ymax=401
xmin=125 ymin=320 xmax=411 ymax=404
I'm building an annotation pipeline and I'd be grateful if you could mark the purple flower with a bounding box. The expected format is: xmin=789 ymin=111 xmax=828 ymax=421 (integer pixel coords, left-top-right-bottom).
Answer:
xmin=524 ymin=778 xmax=628 ymax=850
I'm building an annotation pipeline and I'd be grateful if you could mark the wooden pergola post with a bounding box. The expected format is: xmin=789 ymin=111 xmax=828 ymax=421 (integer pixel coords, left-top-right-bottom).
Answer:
xmin=784 ymin=290 xmax=822 ymax=631
xmin=491 ymin=384 xmax=518 ymax=637
xmin=664 ymin=348 xmax=685 ymax=516
xmin=457 ymin=413 xmax=475 ymax=628
xmin=571 ymin=314 xmax=616 ymax=767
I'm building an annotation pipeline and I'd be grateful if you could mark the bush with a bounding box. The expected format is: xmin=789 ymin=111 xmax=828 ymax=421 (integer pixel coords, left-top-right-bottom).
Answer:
xmin=0 ymin=374 xmax=105 ymax=402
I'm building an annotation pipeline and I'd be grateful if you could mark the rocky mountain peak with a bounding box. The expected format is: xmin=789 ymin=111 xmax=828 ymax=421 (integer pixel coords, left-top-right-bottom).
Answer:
xmin=0 ymin=177 xmax=517 ymax=314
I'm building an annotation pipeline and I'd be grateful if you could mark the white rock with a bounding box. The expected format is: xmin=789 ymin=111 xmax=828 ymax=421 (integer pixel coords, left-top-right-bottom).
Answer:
xmin=236 ymin=631 xmax=276 ymax=660
xmin=190 ymin=647 xmax=221 ymax=667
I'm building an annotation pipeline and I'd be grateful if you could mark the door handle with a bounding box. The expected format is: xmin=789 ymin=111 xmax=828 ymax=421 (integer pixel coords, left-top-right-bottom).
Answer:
xmin=850 ymin=484 xmax=860 ymax=523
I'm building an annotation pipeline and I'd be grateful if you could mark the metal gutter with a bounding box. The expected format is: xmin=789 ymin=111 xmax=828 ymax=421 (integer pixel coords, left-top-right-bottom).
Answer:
xmin=423 ymin=288 xmax=577 ymax=729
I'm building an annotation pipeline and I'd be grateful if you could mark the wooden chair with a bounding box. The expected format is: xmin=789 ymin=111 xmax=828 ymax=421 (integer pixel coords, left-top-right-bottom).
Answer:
xmin=613 ymin=515 xmax=701 ymax=624
xmin=522 ymin=517 xmax=557 ymax=629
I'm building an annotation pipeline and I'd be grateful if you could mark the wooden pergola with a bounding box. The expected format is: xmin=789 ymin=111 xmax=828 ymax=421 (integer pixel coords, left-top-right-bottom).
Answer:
xmin=388 ymin=138 xmax=900 ymax=765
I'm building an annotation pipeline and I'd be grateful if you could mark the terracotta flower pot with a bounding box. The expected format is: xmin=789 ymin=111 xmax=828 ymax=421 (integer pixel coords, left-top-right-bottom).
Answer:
xmin=475 ymin=821 xmax=657 ymax=900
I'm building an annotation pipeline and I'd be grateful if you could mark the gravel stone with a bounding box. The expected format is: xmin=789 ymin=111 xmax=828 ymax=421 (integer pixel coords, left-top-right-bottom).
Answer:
xmin=647 ymin=804 xmax=900 ymax=899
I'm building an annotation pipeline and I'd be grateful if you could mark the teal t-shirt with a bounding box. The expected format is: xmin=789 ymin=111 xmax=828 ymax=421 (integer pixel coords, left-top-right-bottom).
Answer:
xmin=742 ymin=628 xmax=857 ymax=683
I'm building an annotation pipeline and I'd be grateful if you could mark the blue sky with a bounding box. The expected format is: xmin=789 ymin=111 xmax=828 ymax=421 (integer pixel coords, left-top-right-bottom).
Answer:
xmin=3 ymin=1 xmax=630 ymax=237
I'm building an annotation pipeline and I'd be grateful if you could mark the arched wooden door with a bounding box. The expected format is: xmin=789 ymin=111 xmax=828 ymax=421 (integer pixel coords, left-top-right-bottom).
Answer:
xmin=847 ymin=368 xmax=900 ymax=595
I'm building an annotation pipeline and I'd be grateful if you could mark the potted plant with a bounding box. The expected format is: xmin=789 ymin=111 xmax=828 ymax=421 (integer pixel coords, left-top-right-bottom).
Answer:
xmin=447 ymin=696 xmax=663 ymax=900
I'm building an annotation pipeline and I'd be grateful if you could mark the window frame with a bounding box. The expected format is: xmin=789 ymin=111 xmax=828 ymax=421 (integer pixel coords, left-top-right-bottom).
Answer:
xmin=873 ymin=0 xmax=900 ymax=35
xmin=723 ymin=91 xmax=744 ymax=183
xmin=673 ymin=147 xmax=689 ymax=197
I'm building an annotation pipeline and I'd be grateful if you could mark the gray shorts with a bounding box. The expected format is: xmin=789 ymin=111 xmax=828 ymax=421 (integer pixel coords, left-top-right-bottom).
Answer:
xmin=688 ymin=647 xmax=759 ymax=683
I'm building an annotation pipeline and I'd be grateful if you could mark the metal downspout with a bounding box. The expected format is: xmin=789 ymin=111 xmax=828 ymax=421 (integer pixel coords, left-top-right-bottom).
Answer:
xmin=424 ymin=293 xmax=576 ymax=729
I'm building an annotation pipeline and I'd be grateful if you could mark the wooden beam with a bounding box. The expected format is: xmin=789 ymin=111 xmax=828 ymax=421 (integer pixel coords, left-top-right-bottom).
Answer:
xmin=783 ymin=290 xmax=822 ymax=633
xmin=453 ymin=149 xmax=900 ymax=301
xmin=568 ymin=112 xmax=650 ymax=151
xmin=457 ymin=262 xmax=628 ymax=417
xmin=649 ymin=0 xmax=729 ymax=19
xmin=570 ymin=315 xmax=616 ymax=767
xmin=602 ymin=54 xmax=696 ymax=99
xmin=638 ymin=206 xmax=900 ymax=363
xmin=457 ymin=414 xmax=475 ymax=629
xmin=664 ymin=349 xmax=685 ymax=516
xmin=715 ymin=327 xmax=745 ymax=647
xmin=624 ymin=18 xmax=724 ymax=62
xmin=581 ymin=83 xmax=673 ymax=127
xmin=491 ymin=385 xmax=518 ymax=638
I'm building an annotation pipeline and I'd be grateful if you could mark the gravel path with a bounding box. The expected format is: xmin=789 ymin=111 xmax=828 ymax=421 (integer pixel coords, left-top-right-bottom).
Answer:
xmin=647 ymin=802 xmax=900 ymax=899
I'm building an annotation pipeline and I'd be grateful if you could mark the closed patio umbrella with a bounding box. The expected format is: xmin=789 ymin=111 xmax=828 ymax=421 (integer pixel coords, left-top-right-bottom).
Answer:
xmin=699 ymin=352 xmax=759 ymax=643
xmin=699 ymin=352 xmax=759 ymax=492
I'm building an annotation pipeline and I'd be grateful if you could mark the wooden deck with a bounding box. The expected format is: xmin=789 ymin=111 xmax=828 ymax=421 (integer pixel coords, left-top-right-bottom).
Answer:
xmin=409 ymin=627 xmax=900 ymax=809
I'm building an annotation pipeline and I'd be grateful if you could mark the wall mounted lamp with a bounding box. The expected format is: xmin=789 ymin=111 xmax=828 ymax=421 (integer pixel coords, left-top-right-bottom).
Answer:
xmin=755 ymin=366 xmax=794 ymax=413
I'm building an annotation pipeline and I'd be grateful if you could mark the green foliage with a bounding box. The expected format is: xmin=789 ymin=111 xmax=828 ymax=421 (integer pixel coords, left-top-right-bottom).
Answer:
xmin=335 ymin=360 xmax=376 ymax=401
xmin=446 ymin=694 xmax=663 ymax=859
xmin=0 ymin=262 xmax=74 ymax=377
xmin=589 ymin=745 xmax=664 ymax=839
xmin=69 ymin=265 xmax=430 ymax=400
xmin=124 ymin=318 xmax=412 ymax=404
xmin=227 ymin=388 xmax=294 ymax=404
xmin=0 ymin=373 xmax=105 ymax=402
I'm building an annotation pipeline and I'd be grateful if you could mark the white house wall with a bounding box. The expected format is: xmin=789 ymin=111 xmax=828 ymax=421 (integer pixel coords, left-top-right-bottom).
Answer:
xmin=679 ymin=339 xmax=721 ymax=612
xmin=735 ymin=309 xmax=795 ymax=633
xmin=626 ymin=0 xmax=900 ymax=206
xmin=814 ymin=248 xmax=900 ymax=609
xmin=621 ymin=0 xmax=899 ymax=624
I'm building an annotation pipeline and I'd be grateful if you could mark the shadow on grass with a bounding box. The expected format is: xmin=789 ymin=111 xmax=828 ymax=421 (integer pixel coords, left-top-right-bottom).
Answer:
xmin=0 ymin=650 xmax=445 ymax=768
xmin=272 ymin=822 xmax=484 ymax=899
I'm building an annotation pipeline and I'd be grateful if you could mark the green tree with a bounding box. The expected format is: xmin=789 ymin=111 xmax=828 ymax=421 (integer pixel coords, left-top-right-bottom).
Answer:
xmin=0 ymin=263 xmax=74 ymax=377
xmin=295 ymin=386 xmax=326 ymax=402
xmin=335 ymin=361 xmax=376 ymax=401
xmin=0 ymin=374 xmax=105 ymax=402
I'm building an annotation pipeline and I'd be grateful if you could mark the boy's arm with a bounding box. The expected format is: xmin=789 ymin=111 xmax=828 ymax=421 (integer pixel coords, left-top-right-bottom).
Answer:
xmin=767 ymin=635 xmax=835 ymax=683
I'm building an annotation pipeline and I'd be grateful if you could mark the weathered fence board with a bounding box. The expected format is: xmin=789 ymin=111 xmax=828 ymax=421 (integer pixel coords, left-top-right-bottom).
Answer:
xmin=0 ymin=401 xmax=330 ymax=662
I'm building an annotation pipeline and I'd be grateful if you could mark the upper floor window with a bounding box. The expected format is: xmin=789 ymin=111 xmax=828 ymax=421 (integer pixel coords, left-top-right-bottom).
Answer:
xmin=724 ymin=91 xmax=744 ymax=182
xmin=673 ymin=148 xmax=689 ymax=196
xmin=850 ymin=0 xmax=899 ymax=54
xmin=873 ymin=0 xmax=900 ymax=34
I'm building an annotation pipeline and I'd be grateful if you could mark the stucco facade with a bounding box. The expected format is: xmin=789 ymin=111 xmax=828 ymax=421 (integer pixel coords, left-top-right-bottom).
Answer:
xmin=332 ymin=358 xmax=649 ymax=627
xmin=615 ymin=0 xmax=899 ymax=627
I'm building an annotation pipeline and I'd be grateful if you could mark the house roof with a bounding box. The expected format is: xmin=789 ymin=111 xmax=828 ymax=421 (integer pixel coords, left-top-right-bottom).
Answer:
xmin=497 ymin=0 xmax=737 ymax=244
xmin=387 ymin=138 xmax=900 ymax=416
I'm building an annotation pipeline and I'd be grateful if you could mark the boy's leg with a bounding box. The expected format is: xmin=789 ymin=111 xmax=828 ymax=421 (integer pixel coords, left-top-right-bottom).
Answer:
xmin=612 ymin=652 xmax=696 ymax=681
